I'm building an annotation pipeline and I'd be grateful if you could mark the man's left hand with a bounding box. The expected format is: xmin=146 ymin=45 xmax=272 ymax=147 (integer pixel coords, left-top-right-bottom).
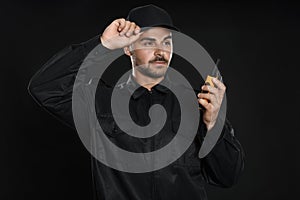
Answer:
xmin=197 ymin=78 xmax=226 ymax=131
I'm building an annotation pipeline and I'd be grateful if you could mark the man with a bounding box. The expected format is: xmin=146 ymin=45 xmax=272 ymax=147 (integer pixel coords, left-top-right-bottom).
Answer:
xmin=28 ymin=4 xmax=245 ymax=200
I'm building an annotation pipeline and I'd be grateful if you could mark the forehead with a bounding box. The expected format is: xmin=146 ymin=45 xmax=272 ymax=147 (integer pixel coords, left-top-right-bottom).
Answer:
xmin=139 ymin=27 xmax=172 ymax=39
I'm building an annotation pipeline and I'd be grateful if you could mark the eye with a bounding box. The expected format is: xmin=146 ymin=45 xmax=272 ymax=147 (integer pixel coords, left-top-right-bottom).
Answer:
xmin=163 ymin=41 xmax=172 ymax=46
xmin=142 ymin=41 xmax=155 ymax=47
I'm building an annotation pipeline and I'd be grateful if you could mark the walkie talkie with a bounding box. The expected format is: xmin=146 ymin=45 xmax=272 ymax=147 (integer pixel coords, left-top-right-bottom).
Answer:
xmin=199 ymin=58 xmax=222 ymax=110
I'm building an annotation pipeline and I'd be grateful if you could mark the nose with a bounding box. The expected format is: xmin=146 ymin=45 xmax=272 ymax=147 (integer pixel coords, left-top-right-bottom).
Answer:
xmin=154 ymin=46 xmax=165 ymax=58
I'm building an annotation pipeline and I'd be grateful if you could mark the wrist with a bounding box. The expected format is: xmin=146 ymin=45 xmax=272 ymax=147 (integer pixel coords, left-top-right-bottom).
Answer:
xmin=100 ymin=35 xmax=113 ymax=50
xmin=206 ymin=120 xmax=216 ymax=131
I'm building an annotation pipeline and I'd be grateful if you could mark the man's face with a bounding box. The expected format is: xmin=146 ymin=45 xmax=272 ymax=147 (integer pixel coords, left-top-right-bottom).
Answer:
xmin=129 ymin=27 xmax=173 ymax=78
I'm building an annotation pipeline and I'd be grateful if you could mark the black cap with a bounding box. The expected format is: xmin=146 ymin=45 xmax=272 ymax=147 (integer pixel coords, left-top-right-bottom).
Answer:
xmin=126 ymin=4 xmax=179 ymax=31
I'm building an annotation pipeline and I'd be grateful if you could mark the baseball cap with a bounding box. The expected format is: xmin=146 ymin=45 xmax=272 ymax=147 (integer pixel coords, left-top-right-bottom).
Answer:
xmin=126 ymin=4 xmax=179 ymax=31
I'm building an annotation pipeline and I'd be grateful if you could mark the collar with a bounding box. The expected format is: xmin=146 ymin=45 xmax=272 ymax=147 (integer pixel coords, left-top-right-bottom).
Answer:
xmin=125 ymin=74 xmax=173 ymax=99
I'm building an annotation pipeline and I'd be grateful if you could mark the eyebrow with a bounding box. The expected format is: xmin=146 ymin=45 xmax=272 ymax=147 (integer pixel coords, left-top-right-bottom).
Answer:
xmin=140 ymin=35 xmax=172 ymax=42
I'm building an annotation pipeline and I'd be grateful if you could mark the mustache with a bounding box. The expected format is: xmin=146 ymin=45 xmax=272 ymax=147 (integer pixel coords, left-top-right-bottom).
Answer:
xmin=149 ymin=56 xmax=168 ymax=63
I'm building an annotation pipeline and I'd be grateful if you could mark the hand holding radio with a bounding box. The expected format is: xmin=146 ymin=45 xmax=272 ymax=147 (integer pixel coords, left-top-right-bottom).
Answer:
xmin=197 ymin=59 xmax=226 ymax=131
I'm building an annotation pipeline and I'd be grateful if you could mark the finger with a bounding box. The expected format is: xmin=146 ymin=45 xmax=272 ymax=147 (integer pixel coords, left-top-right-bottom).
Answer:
xmin=201 ymin=84 xmax=223 ymax=104
xmin=212 ymin=77 xmax=226 ymax=91
xmin=129 ymin=31 xmax=143 ymax=43
xmin=198 ymin=92 xmax=211 ymax=101
xmin=115 ymin=18 xmax=126 ymax=32
xmin=125 ymin=22 xmax=137 ymax=37
xmin=119 ymin=21 xmax=132 ymax=36
xmin=134 ymin=25 xmax=141 ymax=35
xmin=198 ymin=98 xmax=216 ymax=114
xmin=201 ymin=85 xmax=218 ymax=95
xmin=198 ymin=98 xmax=210 ymax=110
xmin=198 ymin=92 xmax=218 ymax=105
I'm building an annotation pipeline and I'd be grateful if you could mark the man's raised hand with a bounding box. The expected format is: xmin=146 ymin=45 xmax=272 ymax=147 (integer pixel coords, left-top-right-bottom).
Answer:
xmin=100 ymin=18 xmax=141 ymax=50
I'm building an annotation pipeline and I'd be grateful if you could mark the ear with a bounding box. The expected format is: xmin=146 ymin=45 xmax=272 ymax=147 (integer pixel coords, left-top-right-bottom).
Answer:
xmin=124 ymin=46 xmax=132 ymax=57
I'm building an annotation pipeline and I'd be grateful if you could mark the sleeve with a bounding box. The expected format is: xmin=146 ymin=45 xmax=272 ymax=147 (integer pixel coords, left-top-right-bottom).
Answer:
xmin=27 ymin=35 xmax=109 ymax=129
xmin=200 ymin=117 xmax=245 ymax=188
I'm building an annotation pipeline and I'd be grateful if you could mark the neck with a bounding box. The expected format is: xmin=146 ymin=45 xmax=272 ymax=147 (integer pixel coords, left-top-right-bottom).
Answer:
xmin=132 ymin=70 xmax=164 ymax=91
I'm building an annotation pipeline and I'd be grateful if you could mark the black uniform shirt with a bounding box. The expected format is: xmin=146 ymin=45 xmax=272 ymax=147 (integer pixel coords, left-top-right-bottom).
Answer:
xmin=28 ymin=35 xmax=245 ymax=200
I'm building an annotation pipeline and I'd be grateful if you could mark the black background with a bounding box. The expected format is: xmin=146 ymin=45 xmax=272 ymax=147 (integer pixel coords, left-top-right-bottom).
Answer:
xmin=1 ymin=0 xmax=299 ymax=199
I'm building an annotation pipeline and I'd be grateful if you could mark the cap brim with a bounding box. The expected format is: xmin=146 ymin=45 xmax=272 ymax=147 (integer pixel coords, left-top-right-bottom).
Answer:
xmin=140 ymin=24 xmax=180 ymax=32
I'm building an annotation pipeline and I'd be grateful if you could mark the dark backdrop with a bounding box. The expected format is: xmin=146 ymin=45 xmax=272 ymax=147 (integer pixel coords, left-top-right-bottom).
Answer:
xmin=1 ymin=0 xmax=299 ymax=199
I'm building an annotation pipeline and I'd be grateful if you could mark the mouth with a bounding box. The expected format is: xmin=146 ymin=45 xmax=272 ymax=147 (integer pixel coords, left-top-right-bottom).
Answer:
xmin=150 ymin=61 xmax=168 ymax=68
xmin=152 ymin=61 xmax=167 ymax=64
xmin=150 ymin=59 xmax=168 ymax=65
